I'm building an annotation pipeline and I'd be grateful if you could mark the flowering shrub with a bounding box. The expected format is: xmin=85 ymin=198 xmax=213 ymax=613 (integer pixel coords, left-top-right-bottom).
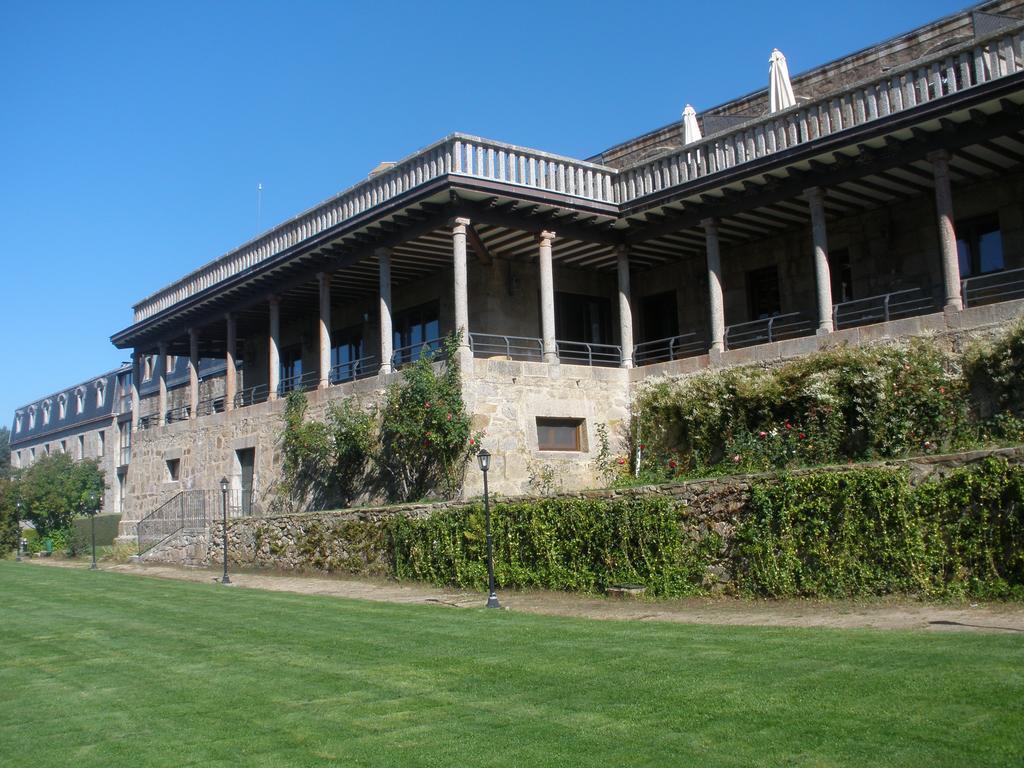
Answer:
xmin=631 ymin=337 xmax=979 ymax=480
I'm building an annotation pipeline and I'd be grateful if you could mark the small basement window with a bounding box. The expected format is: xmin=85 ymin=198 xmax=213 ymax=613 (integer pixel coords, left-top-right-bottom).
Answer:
xmin=166 ymin=458 xmax=180 ymax=482
xmin=536 ymin=417 xmax=585 ymax=452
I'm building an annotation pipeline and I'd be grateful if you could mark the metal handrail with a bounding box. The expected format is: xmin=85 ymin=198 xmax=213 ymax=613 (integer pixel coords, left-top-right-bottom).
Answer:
xmin=633 ymin=333 xmax=705 ymax=365
xmin=961 ymin=267 xmax=1024 ymax=309
xmin=392 ymin=337 xmax=445 ymax=368
xmin=330 ymin=355 xmax=377 ymax=384
xmin=278 ymin=369 xmax=319 ymax=396
xmin=555 ymin=339 xmax=622 ymax=367
xmin=725 ymin=312 xmax=813 ymax=350
xmin=832 ymin=288 xmax=936 ymax=329
xmin=164 ymin=405 xmax=191 ymax=423
xmin=234 ymin=383 xmax=269 ymax=409
xmin=469 ymin=333 xmax=544 ymax=361
xmin=136 ymin=490 xmax=208 ymax=555
xmin=195 ymin=395 xmax=226 ymax=417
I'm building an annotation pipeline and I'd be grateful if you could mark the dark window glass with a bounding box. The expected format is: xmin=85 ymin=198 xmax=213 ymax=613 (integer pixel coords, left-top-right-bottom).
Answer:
xmin=641 ymin=291 xmax=679 ymax=341
xmin=536 ymin=417 xmax=583 ymax=451
xmin=279 ymin=345 xmax=302 ymax=392
xmin=555 ymin=292 xmax=612 ymax=344
xmin=166 ymin=459 xmax=180 ymax=482
xmin=393 ymin=302 xmax=440 ymax=364
xmin=331 ymin=326 xmax=366 ymax=381
xmin=829 ymin=248 xmax=853 ymax=303
xmin=747 ymin=266 xmax=781 ymax=319
xmin=956 ymin=214 xmax=1003 ymax=278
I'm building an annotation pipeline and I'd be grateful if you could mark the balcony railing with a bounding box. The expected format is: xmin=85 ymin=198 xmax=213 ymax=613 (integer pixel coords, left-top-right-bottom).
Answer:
xmin=234 ymin=383 xmax=270 ymax=409
xmin=392 ymin=338 xmax=445 ymax=368
xmin=725 ymin=313 xmax=814 ymax=350
xmin=130 ymin=23 xmax=1023 ymax=327
xmin=469 ymin=333 xmax=544 ymax=361
xmin=962 ymin=266 xmax=1024 ymax=308
xmin=833 ymin=288 xmax=936 ymax=329
xmin=278 ymin=369 xmax=320 ymax=396
xmin=633 ymin=333 xmax=706 ymax=365
xmin=556 ymin=340 xmax=622 ymax=367
xmin=330 ymin=355 xmax=377 ymax=384
xmin=617 ymin=22 xmax=1024 ymax=203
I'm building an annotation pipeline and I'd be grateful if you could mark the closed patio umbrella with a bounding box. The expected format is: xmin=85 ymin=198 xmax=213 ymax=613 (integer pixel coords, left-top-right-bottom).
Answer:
xmin=769 ymin=48 xmax=796 ymax=112
xmin=681 ymin=104 xmax=702 ymax=144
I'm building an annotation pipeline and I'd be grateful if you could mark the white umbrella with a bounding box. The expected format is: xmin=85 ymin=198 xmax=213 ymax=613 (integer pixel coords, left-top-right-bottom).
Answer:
xmin=769 ymin=48 xmax=796 ymax=112
xmin=681 ymin=104 xmax=702 ymax=144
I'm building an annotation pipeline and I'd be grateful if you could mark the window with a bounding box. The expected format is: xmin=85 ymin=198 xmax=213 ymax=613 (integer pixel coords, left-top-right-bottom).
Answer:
xmin=75 ymin=388 xmax=85 ymax=414
xmin=830 ymin=249 xmax=853 ymax=303
xmin=119 ymin=422 xmax=132 ymax=466
xmin=14 ymin=412 xmax=22 ymax=434
xmin=747 ymin=266 xmax=781 ymax=320
xmin=42 ymin=400 xmax=51 ymax=426
xmin=536 ymin=417 xmax=585 ymax=452
xmin=957 ymin=214 xmax=1003 ymax=278
xmin=97 ymin=430 xmax=105 ymax=458
xmin=28 ymin=407 xmax=36 ymax=430
xmin=331 ymin=326 xmax=366 ymax=382
xmin=78 ymin=435 xmax=85 ymax=459
xmin=30 ymin=447 xmax=36 ymax=461
xmin=279 ymin=345 xmax=303 ymax=393
xmin=60 ymin=440 xmax=67 ymax=454
xmin=95 ymin=381 xmax=106 ymax=408
xmin=166 ymin=458 xmax=180 ymax=482
xmin=44 ymin=444 xmax=50 ymax=455
xmin=58 ymin=394 xmax=67 ymax=420
xmin=143 ymin=356 xmax=153 ymax=382
xmin=393 ymin=302 xmax=441 ymax=364
xmin=640 ymin=291 xmax=679 ymax=342
xmin=118 ymin=372 xmax=133 ymax=413
xmin=555 ymin=292 xmax=612 ymax=344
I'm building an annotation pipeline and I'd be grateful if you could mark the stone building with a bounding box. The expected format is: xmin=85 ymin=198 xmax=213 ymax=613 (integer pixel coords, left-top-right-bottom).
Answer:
xmin=90 ymin=1 xmax=1024 ymax=539
xmin=10 ymin=366 xmax=133 ymax=515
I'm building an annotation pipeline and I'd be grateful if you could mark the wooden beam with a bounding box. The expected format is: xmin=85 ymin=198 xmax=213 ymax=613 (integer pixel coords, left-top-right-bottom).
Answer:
xmin=466 ymin=224 xmax=493 ymax=266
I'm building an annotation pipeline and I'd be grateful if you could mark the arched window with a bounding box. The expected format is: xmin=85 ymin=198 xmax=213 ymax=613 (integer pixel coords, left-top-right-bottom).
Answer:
xmin=75 ymin=387 xmax=86 ymax=414
xmin=14 ymin=411 xmax=22 ymax=434
xmin=58 ymin=394 xmax=67 ymax=420
xmin=28 ymin=406 xmax=36 ymax=430
xmin=95 ymin=380 xmax=106 ymax=408
xmin=42 ymin=399 xmax=52 ymax=426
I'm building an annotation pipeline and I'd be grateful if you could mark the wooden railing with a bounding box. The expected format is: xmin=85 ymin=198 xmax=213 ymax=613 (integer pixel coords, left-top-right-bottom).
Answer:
xmin=131 ymin=22 xmax=1024 ymax=324
xmin=616 ymin=22 xmax=1024 ymax=203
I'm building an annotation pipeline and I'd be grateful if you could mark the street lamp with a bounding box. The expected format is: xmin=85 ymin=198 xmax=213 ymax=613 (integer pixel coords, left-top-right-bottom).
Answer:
xmin=87 ymin=490 xmax=99 ymax=570
xmin=15 ymin=500 xmax=23 ymax=562
xmin=476 ymin=448 xmax=500 ymax=609
xmin=219 ymin=477 xmax=231 ymax=584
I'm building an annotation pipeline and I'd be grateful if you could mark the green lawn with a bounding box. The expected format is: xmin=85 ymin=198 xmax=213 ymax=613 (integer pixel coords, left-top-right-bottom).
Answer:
xmin=1 ymin=563 xmax=1021 ymax=767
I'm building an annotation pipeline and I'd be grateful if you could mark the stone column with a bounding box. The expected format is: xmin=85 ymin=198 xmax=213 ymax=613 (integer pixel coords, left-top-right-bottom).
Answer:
xmin=188 ymin=328 xmax=200 ymax=418
xmin=805 ymin=187 xmax=834 ymax=333
xmin=616 ymin=244 xmax=634 ymax=368
xmin=702 ymin=218 xmax=725 ymax=353
xmin=268 ymin=296 xmax=280 ymax=401
xmin=130 ymin=351 xmax=140 ymax=432
xmin=538 ymin=230 xmax=558 ymax=363
xmin=318 ymin=271 xmax=332 ymax=389
xmin=929 ymin=150 xmax=963 ymax=311
xmin=452 ymin=217 xmax=472 ymax=361
xmin=377 ymin=248 xmax=393 ymax=374
xmin=157 ymin=342 xmax=168 ymax=426
xmin=224 ymin=313 xmax=237 ymax=412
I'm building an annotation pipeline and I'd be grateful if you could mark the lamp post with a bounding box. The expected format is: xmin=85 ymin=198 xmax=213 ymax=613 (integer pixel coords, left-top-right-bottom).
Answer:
xmin=476 ymin=449 xmax=500 ymax=609
xmin=15 ymin=500 xmax=23 ymax=562
xmin=219 ymin=477 xmax=231 ymax=584
xmin=87 ymin=490 xmax=99 ymax=570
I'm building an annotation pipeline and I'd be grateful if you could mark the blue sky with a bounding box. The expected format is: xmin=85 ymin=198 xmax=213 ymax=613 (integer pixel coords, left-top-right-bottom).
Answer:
xmin=0 ymin=0 xmax=969 ymax=422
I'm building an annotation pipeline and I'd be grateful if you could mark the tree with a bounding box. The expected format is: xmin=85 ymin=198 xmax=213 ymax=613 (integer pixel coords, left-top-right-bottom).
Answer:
xmin=0 ymin=479 xmax=17 ymax=553
xmin=0 ymin=426 xmax=10 ymax=480
xmin=16 ymin=453 xmax=105 ymax=536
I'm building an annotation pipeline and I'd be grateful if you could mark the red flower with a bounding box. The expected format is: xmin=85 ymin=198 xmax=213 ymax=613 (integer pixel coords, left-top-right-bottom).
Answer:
xmin=784 ymin=421 xmax=792 ymax=430
xmin=617 ymin=458 xmax=626 ymax=465
xmin=799 ymin=432 xmax=806 ymax=440
xmin=639 ymin=444 xmax=646 ymax=450
xmin=424 ymin=401 xmax=431 ymax=409
xmin=468 ymin=438 xmax=475 ymax=445
xmin=669 ymin=459 xmax=678 ymax=469
xmin=758 ymin=431 xmax=767 ymax=438
xmin=938 ymin=386 xmax=946 ymax=395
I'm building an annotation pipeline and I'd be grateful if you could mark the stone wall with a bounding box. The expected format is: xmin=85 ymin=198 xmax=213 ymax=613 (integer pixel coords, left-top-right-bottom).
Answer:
xmin=142 ymin=445 xmax=1024 ymax=582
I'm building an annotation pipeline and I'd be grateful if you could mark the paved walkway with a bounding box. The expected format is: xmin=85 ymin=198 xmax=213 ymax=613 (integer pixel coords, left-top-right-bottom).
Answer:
xmin=26 ymin=558 xmax=1024 ymax=633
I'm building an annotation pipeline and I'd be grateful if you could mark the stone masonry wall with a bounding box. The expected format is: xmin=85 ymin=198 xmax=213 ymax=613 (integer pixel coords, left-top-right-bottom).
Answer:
xmin=140 ymin=446 xmax=1024 ymax=586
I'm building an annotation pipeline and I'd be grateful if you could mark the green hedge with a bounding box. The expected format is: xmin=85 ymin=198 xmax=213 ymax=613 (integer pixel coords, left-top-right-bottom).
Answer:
xmin=70 ymin=514 xmax=122 ymax=554
xmin=388 ymin=497 xmax=721 ymax=597
xmin=380 ymin=459 xmax=1024 ymax=600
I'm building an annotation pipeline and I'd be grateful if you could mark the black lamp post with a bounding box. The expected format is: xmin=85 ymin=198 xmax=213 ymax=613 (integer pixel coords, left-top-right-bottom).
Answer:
xmin=15 ymin=500 xmax=23 ymax=561
xmin=87 ymin=490 xmax=99 ymax=570
xmin=476 ymin=448 xmax=500 ymax=609
xmin=219 ymin=477 xmax=231 ymax=584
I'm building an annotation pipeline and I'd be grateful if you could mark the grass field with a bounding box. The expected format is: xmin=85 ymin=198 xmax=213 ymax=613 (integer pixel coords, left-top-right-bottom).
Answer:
xmin=1 ymin=562 xmax=1021 ymax=767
